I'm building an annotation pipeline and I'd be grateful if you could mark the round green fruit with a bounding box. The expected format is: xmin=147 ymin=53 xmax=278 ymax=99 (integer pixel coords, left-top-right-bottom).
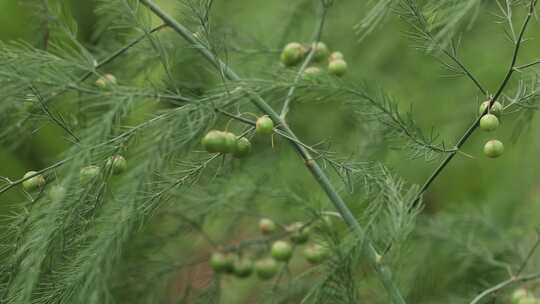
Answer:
xmin=259 ymin=218 xmax=277 ymax=235
xmin=223 ymin=132 xmax=238 ymax=153
xmin=280 ymin=42 xmax=306 ymax=67
xmin=209 ymin=252 xmax=234 ymax=273
xmin=22 ymin=171 xmax=45 ymax=191
xmin=256 ymin=116 xmax=274 ymax=135
xmin=233 ymin=137 xmax=251 ymax=158
xmin=271 ymin=240 xmax=293 ymax=262
xmin=80 ymin=166 xmax=101 ymax=183
xmin=304 ymin=244 xmax=328 ymax=264
xmin=95 ymin=74 xmax=117 ymax=88
xmin=479 ymin=101 xmax=503 ymax=117
xmin=483 ymin=140 xmax=504 ymax=158
xmin=328 ymin=59 xmax=347 ymax=77
xmin=106 ymin=155 xmax=127 ymax=175
xmin=254 ymin=258 xmax=279 ymax=280
xmin=312 ymin=42 xmax=329 ymax=62
xmin=512 ymin=288 xmax=529 ymax=303
xmin=479 ymin=114 xmax=499 ymax=132
xmin=288 ymin=222 xmax=310 ymax=244
xmin=48 ymin=185 xmax=66 ymax=202
xmin=329 ymin=51 xmax=344 ymax=62
xmin=202 ymin=130 xmax=226 ymax=153
xmin=233 ymin=258 xmax=254 ymax=278
xmin=303 ymin=66 xmax=322 ymax=78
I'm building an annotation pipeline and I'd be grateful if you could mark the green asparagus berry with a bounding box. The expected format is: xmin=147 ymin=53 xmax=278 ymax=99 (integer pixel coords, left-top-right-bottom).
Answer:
xmin=312 ymin=42 xmax=329 ymax=62
xmin=280 ymin=42 xmax=306 ymax=67
xmin=202 ymin=130 xmax=227 ymax=153
xmin=210 ymin=252 xmax=234 ymax=273
xmin=223 ymin=132 xmax=238 ymax=153
xmin=512 ymin=289 xmax=529 ymax=304
xmin=483 ymin=140 xmax=504 ymax=158
xmin=288 ymin=222 xmax=310 ymax=244
xmin=512 ymin=289 xmax=529 ymax=303
xmin=254 ymin=258 xmax=279 ymax=280
xmin=271 ymin=240 xmax=293 ymax=262
xmin=80 ymin=166 xmax=101 ymax=183
xmin=479 ymin=101 xmax=503 ymax=117
xmin=48 ymin=185 xmax=66 ymax=202
xmin=304 ymin=244 xmax=328 ymax=264
xmin=106 ymin=155 xmax=127 ymax=175
xmin=256 ymin=116 xmax=274 ymax=135
xmin=22 ymin=171 xmax=45 ymax=191
xmin=95 ymin=74 xmax=117 ymax=88
xmin=303 ymin=66 xmax=322 ymax=78
xmin=259 ymin=218 xmax=277 ymax=235
xmin=328 ymin=59 xmax=347 ymax=77
xmin=329 ymin=51 xmax=344 ymax=62
xmin=479 ymin=114 xmax=499 ymax=132
xmin=233 ymin=257 xmax=254 ymax=278
xmin=233 ymin=137 xmax=251 ymax=158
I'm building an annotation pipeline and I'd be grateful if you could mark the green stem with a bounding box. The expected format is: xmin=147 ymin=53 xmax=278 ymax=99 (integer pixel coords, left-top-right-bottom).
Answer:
xmin=139 ymin=1 xmax=406 ymax=303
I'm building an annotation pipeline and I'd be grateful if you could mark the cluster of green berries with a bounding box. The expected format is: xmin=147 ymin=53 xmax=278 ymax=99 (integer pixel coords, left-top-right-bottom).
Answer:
xmin=95 ymin=73 xmax=117 ymax=88
xmin=201 ymin=130 xmax=252 ymax=157
xmin=479 ymin=101 xmax=504 ymax=158
xmin=201 ymin=115 xmax=274 ymax=156
xmin=511 ymin=288 xmax=539 ymax=304
xmin=80 ymin=155 xmax=127 ymax=183
xmin=209 ymin=218 xmax=329 ymax=280
xmin=21 ymin=172 xmax=68 ymax=202
xmin=280 ymin=42 xmax=347 ymax=77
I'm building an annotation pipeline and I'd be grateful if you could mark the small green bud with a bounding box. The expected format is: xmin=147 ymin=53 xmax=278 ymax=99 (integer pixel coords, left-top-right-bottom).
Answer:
xmin=232 ymin=257 xmax=254 ymax=278
xmin=280 ymin=42 xmax=306 ymax=67
xmin=288 ymin=222 xmax=310 ymax=244
xmin=254 ymin=258 xmax=279 ymax=280
xmin=312 ymin=42 xmax=329 ymax=62
xmin=22 ymin=171 xmax=45 ymax=191
xmin=479 ymin=101 xmax=503 ymax=117
xmin=259 ymin=218 xmax=277 ymax=235
xmin=209 ymin=252 xmax=234 ymax=273
xmin=106 ymin=155 xmax=127 ymax=175
xmin=233 ymin=137 xmax=251 ymax=158
xmin=202 ymin=130 xmax=227 ymax=153
xmin=303 ymin=66 xmax=322 ymax=78
xmin=223 ymin=132 xmax=238 ymax=153
xmin=483 ymin=139 xmax=504 ymax=158
xmin=95 ymin=74 xmax=117 ymax=88
xmin=329 ymin=51 xmax=344 ymax=62
xmin=255 ymin=116 xmax=274 ymax=135
xmin=48 ymin=185 xmax=66 ymax=202
xmin=479 ymin=114 xmax=499 ymax=132
xmin=80 ymin=166 xmax=101 ymax=183
xmin=304 ymin=244 xmax=328 ymax=264
xmin=328 ymin=59 xmax=347 ymax=77
xmin=271 ymin=240 xmax=293 ymax=262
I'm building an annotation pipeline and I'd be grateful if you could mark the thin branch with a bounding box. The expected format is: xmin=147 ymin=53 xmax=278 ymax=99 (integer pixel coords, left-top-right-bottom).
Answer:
xmin=41 ymin=23 xmax=168 ymax=105
xmin=0 ymin=158 xmax=70 ymax=195
xmin=515 ymin=59 xmax=540 ymax=70
xmin=469 ymin=272 xmax=540 ymax=304
xmin=280 ymin=0 xmax=330 ymax=119
xmin=412 ymin=0 xmax=537 ymax=209
xmin=138 ymin=1 xmax=407 ymax=303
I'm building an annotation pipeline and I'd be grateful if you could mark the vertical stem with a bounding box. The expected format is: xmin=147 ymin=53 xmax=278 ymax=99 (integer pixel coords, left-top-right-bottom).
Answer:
xmin=139 ymin=1 xmax=407 ymax=303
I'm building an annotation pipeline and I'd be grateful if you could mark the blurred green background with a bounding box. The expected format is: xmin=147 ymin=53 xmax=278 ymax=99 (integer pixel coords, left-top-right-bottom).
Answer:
xmin=1 ymin=0 xmax=540 ymax=303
